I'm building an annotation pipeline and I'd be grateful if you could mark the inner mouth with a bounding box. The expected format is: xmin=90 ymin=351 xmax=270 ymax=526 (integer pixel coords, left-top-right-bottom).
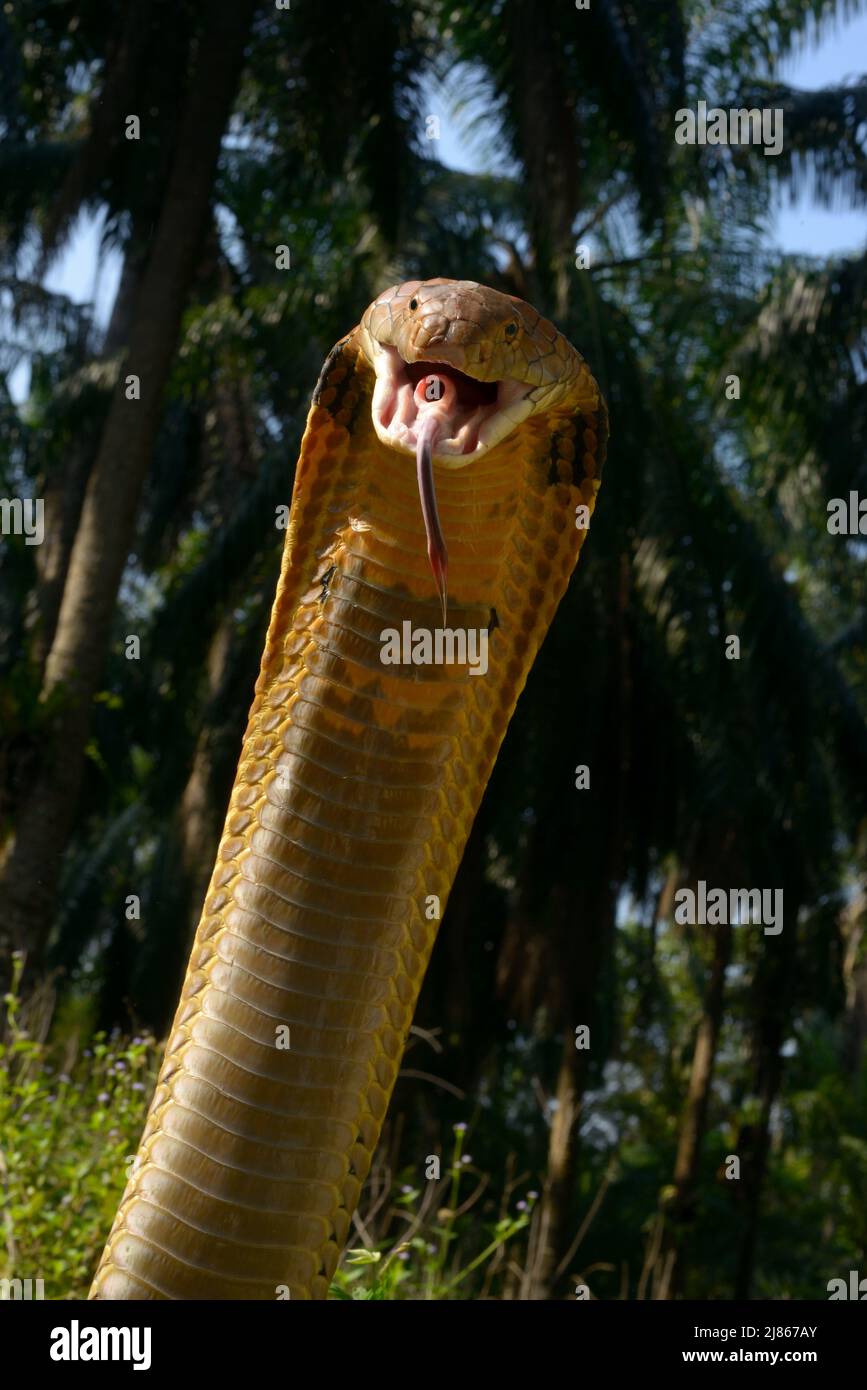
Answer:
xmin=368 ymin=345 xmax=533 ymax=626
xmin=371 ymin=348 xmax=529 ymax=461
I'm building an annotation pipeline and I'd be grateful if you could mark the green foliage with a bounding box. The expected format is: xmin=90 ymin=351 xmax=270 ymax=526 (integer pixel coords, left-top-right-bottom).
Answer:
xmin=0 ymin=955 xmax=159 ymax=1299
xmin=330 ymin=1126 xmax=533 ymax=1300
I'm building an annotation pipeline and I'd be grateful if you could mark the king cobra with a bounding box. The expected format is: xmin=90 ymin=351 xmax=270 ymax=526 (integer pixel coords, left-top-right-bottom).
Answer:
xmin=90 ymin=278 xmax=608 ymax=1299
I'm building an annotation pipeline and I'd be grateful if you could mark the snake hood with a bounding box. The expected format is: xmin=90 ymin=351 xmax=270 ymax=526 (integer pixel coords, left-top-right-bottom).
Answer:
xmin=362 ymin=277 xmax=594 ymax=460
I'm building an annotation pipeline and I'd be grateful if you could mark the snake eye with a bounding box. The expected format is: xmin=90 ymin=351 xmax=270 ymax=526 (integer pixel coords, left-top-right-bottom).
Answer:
xmin=505 ymin=322 xmax=518 ymax=337
xmin=409 ymin=298 xmax=418 ymax=311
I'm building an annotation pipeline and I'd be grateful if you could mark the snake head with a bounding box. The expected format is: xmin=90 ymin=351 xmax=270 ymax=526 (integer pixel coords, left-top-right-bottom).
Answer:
xmin=357 ymin=277 xmax=603 ymax=624
xmin=359 ymin=277 xmax=593 ymax=464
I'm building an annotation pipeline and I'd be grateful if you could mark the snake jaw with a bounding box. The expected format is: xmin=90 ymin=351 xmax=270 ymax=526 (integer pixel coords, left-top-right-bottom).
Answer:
xmin=369 ymin=347 xmax=534 ymax=615
xmin=369 ymin=345 xmax=535 ymax=463
xmin=362 ymin=278 xmax=597 ymax=615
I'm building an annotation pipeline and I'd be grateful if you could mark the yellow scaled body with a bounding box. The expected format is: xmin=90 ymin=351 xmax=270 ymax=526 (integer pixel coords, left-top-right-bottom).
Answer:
xmin=91 ymin=279 xmax=608 ymax=1299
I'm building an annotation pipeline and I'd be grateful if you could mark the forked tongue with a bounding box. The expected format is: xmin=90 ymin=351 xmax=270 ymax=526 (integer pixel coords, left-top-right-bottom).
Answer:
xmin=414 ymin=372 xmax=456 ymax=625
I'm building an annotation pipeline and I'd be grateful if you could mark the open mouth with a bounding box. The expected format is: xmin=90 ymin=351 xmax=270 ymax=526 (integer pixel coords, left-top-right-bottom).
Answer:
xmin=368 ymin=346 xmax=534 ymax=626
xmin=370 ymin=347 xmax=531 ymax=462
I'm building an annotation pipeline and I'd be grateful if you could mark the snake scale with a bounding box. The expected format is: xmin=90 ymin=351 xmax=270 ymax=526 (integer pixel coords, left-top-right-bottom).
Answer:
xmin=90 ymin=278 xmax=608 ymax=1299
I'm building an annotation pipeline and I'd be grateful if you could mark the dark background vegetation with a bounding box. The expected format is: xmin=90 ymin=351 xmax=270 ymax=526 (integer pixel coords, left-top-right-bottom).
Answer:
xmin=1 ymin=0 xmax=866 ymax=1299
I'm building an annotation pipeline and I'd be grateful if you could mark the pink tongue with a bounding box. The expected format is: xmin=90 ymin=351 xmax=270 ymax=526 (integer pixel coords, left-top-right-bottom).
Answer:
xmin=414 ymin=374 xmax=452 ymax=624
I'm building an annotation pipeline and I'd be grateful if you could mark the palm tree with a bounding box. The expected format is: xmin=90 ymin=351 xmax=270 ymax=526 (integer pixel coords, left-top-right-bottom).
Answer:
xmin=0 ymin=0 xmax=259 ymax=973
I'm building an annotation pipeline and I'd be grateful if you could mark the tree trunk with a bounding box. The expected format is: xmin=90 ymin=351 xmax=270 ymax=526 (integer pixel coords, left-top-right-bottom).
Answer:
xmin=506 ymin=0 xmax=581 ymax=318
xmin=0 ymin=0 xmax=257 ymax=977
xmin=733 ymin=888 xmax=799 ymax=1299
xmin=533 ymin=1020 xmax=592 ymax=1297
xmin=177 ymin=620 xmax=241 ymax=933
xmin=733 ymin=1031 xmax=785 ymax=1300
xmin=842 ymin=889 xmax=867 ymax=1076
xmin=31 ymin=254 xmax=143 ymax=670
xmin=529 ymin=556 xmax=630 ymax=1299
xmin=657 ymin=916 xmax=732 ymax=1298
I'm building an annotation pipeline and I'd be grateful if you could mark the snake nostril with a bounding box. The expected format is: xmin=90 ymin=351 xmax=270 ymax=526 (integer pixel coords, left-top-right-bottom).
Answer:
xmin=409 ymin=298 xmax=418 ymax=311
xmin=417 ymin=315 xmax=449 ymax=349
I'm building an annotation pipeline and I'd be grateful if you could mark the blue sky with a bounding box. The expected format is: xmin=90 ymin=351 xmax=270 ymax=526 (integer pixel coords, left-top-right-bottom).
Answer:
xmin=773 ymin=9 xmax=867 ymax=253
xmin=423 ymin=10 xmax=867 ymax=259
xmin=19 ymin=8 xmax=867 ymax=391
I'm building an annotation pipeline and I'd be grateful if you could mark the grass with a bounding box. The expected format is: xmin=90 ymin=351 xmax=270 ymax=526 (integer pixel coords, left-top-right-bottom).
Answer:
xmin=0 ymin=955 xmax=537 ymax=1300
xmin=0 ymin=956 xmax=160 ymax=1298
